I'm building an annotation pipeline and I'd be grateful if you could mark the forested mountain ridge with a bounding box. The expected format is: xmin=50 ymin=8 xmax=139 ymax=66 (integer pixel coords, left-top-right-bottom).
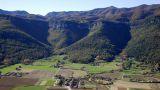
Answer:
xmin=0 ymin=15 xmax=51 ymax=64
xmin=62 ymin=21 xmax=131 ymax=63
xmin=46 ymin=4 xmax=160 ymax=21
xmin=0 ymin=4 xmax=160 ymax=65
xmin=124 ymin=16 xmax=160 ymax=64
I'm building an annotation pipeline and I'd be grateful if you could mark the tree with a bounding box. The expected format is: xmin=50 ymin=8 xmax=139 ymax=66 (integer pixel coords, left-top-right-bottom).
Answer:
xmin=0 ymin=71 xmax=2 ymax=78
xmin=22 ymin=59 xmax=32 ymax=65
xmin=3 ymin=58 xmax=12 ymax=66
xmin=154 ymin=63 xmax=160 ymax=72
xmin=122 ymin=58 xmax=133 ymax=70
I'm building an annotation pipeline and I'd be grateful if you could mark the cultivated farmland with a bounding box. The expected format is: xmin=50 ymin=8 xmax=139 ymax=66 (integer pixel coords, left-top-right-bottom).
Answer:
xmin=0 ymin=77 xmax=38 ymax=90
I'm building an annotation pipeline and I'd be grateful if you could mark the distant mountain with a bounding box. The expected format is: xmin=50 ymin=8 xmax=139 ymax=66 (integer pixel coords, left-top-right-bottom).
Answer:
xmin=0 ymin=9 xmax=47 ymax=21
xmin=0 ymin=9 xmax=29 ymax=16
xmin=0 ymin=4 xmax=160 ymax=65
xmin=46 ymin=11 xmax=82 ymax=18
xmin=47 ymin=4 xmax=160 ymax=21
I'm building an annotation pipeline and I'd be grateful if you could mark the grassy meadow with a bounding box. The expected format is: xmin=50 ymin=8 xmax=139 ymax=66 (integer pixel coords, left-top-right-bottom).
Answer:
xmin=0 ymin=55 xmax=65 ymax=74
xmin=13 ymin=86 xmax=46 ymax=90
xmin=0 ymin=55 xmax=121 ymax=74
xmin=64 ymin=62 xmax=120 ymax=74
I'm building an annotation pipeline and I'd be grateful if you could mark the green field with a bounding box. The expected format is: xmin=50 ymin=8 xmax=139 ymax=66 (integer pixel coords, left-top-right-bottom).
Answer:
xmin=72 ymin=70 xmax=87 ymax=78
xmin=39 ymin=78 xmax=56 ymax=86
xmin=64 ymin=61 xmax=120 ymax=74
xmin=13 ymin=86 xmax=46 ymax=90
xmin=122 ymin=61 xmax=151 ymax=75
xmin=0 ymin=55 xmax=159 ymax=90
xmin=0 ymin=55 xmax=66 ymax=74
xmin=0 ymin=63 xmax=58 ymax=74
xmin=0 ymin=55 xmax=120 ymax=74
xmin=83 ymin=81 xmax=96 ymax=88
xmin=12 ymin=78 xmax=56 ymax=90
xmin=46 ymin=79 xmax=55 ymax=86
xmin=0 ymin=55 xmax=152 ymax=76
xmin=13 ymin=86 xmax=68 ymax=90
xmin=129 ymin=88 xmax=155 ymax=90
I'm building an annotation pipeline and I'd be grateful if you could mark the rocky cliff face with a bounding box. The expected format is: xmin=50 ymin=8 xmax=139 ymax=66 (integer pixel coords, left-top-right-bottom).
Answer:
xmin=48 ymin=20 xmax=89 ymax=49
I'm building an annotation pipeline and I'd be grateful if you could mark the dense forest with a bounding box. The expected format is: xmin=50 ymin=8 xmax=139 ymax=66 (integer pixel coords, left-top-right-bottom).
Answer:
xmin=124 ymin=16 xmax=160 ymax=65
xmin=0 ymin=15 xmax=51 ymax=65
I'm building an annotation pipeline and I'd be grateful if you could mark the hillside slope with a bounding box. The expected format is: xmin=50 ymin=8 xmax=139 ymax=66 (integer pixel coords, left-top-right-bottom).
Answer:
xmin=0 ymin=15 xmax=51 ymax=64
xmin=46 ymin=4 xmax=160 ymax=64
xmin=63 ymin=21 xmax=131 ymax=63
xmin=124 ymin=16 xmax=160 ymax=64
xmin=0 ymin=4 xmax=160 ymax=64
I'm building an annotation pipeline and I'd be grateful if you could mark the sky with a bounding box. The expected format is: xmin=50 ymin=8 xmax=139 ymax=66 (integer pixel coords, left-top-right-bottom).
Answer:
xmin=0 ymin=0 xmax=160 ymax=15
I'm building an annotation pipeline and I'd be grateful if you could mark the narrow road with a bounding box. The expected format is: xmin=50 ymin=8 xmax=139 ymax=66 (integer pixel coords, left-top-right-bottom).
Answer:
xmin=65 ymin=86 xmax=72 ymax=90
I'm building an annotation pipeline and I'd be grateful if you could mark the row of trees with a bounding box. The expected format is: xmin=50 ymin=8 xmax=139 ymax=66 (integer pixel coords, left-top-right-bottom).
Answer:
xmin=1 ymin=58 xmax=33 ymax=66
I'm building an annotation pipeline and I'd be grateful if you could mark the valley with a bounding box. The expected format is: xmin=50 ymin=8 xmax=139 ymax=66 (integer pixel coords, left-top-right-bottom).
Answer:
xmin=0 ymin=3 xmax=160 ymax=90
xmin=0 ymin=55 xmax=159 ymax=90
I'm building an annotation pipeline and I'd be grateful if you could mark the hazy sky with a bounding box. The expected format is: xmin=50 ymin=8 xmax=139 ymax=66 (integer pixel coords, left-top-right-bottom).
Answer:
xmin=0 ymin=0 xmax=160 ymax=15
